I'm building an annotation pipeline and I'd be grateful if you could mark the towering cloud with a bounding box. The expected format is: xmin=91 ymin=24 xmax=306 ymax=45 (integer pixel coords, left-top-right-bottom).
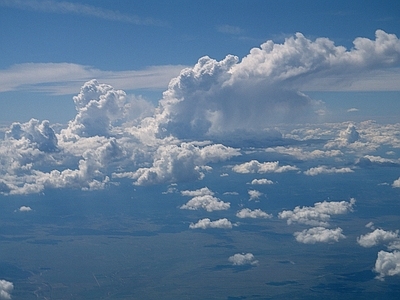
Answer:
xmin=150 ymin=30 xmax=400 ymax=138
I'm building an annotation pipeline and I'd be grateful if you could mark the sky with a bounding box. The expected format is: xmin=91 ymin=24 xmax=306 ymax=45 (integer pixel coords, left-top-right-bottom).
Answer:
xmin=1 ymin=0 xmax=400 ymax=299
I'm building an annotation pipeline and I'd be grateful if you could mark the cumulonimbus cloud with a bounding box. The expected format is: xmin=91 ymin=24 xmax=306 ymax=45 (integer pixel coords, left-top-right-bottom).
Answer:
xmin=152 ymin=30 xmax=400 ymax=138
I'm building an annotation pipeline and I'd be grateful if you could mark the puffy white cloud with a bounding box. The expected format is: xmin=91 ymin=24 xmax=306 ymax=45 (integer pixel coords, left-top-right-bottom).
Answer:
xmin=5 ymin=118 xmax=58 ymax=152
xmin=150 ymin=30 xmax=400 ymax=138
xmin=357 ymin=229 xmax=400 ymax=248
xmin=294 ymin=227 xmax=346 ymax=244
xmin=392 ymin=177 xmax=400 ymax=188
xmin=19 ymin=206 xmax=32 ymax=212
xmin=236 ymin=208 xmax=272 ymax=219
xmin=249 ymin=178 xmax=274 ymax=185
xmin=356 ymin=155 xmax=400 ymax=167
xmin=248 ymin=190 xmax=262 ymax=201
xmin=189 ymin=218 xmax=233 ymax=229
xmin=122 ymin=142 xmax=240 ymax=186
xmin=180 ymin=194 xmax=230 ymax=212
xmin=304 ymin=166 xmax=354 ymax=176
xmin=181 ymin=187 xmax=214 ymax=197
xmin=374 ymin=250 xmax=400 ymax=280
xmin=0 ymin=279 xmax=13 ymax=300
xmin=232 ymin=160 xmax=298 ymax=174
xmin=278 ymin=198 xmax=356 ymax=227
xmin=228 ymin=253 xmax=258 ymax=266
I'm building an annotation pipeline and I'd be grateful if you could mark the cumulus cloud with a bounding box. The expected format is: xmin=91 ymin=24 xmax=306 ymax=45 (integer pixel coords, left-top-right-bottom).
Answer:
xmin=181 ymin=187 xmax=214 ymax=197
xmin=236 ymin=208 xmax=272 ymax=219
xmin=392 ymin=177 xmax=400 ymax=188
xmin=356 ymin=155 xmax=400 ymax=167
xmin=232 ymin=160 xmax=298 ymax=174
xmin=228 ymin=253 xmax=258 ymax=266
xmin=189 ymin=218 xmax=233 ymax=229
xmin=120 ymin=142 xmax=240 ymax=186
xmin=248 ymin=190 xmax=262 ymax=201
xmin=0 ymin=279 xmax=13 ymax=300
xmin=5 ymin=118 xmax=58 ymax=152
xmin=150 ymin=30 xmax=400 ymax=138
xmin=294 ymin=227 xmax=346 ymax=244
xmin=357 ymin=229 xmax=400 ymax=248
xmin=278 ymin=198 xmax=356 ymax=227
xmin=18 ymin=206 xmax=32 ymax=212
xmin=180 ymin=195 xmax=230 ymax=212
xmin=304 ymin=166 xmax=353 ymax=176
xmin=374 ymin=250 xmax=400 ymax=280
xmin=249 ymin=178 xmax=274 ymax=185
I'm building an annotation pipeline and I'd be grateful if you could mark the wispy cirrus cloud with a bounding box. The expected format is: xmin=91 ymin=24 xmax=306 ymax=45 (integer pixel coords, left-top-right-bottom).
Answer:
xmin=0 ymin=63 xmax=185 ymax=95
xmin=0 ymin=0 xmax=166 ymax=26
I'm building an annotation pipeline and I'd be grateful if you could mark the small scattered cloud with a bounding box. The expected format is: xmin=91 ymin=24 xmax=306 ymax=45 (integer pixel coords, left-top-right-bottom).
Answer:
xmin=236 ymin=208 xmax=272 ymax=219
xmin=0 ymin=279 xmax=13 ymax=300
xmin=232 ymin=160 xmax=298 ymax=174
xmin=18 ymin=206 xmax=32 ymax=212
xmin=248 ymin=190 xmax=263 ymax=201
xmin=180 ymin=194 xmax=230 ymax=212
xmin=279 ymin=198 xmax=356 ymax=227
xmin=357 ymin=228 xmax=399 ymax=248
xmin=189 ymin=218 xmax=233 ymax=229
xmin=228 ymin=253 xmax=258 ymax=266
xmin=304 ymin=166 xmax=354 ymax=176
xmin=347 ymin=108 xmax=359 ymax=112
xmin=294 ymin=227 xmax=346 ymax=244
xmin=249 ymin=178 xmax=274 ymax=185
xmin=217 ymin=24 xmax=244 ymax=35
xmin=374 ymin=250 xmax=400 ymax=281
xmin=392 ymin=177 xmax=400 ymax=188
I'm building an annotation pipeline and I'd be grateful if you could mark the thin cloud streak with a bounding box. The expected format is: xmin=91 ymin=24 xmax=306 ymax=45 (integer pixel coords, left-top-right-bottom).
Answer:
xmin=0 ymin=63 xmax=186 ymax=95
xmin=0 ymin=0 xmax=166 ymax=26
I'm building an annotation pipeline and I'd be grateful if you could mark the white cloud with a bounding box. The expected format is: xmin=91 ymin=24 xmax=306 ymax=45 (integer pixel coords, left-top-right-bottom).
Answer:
xmin=0 ymin=279 xmax=13 ymax=300
xmin=265 ymin=146 xmax=342 ymax=161
xmin=324 ymin=124 xmax=361 ymax=149
xmin=294 ymin=227 xmax=346 ymax=244
xmin=248 ymin=190 xmax=262 ymax=201
xmin=189 ymin=218 xmax=233 ymax=229
xmin=228 ymin=253 xmax=258 ymax=266
xmin=236 ymin=208 xmax=272 ymax=219
xmin=180 ymin=195 xmax=230 ymax=212
xmin=19 ymin=206 xmax=32 ymax=212
xmin=152 ymin=30 xmax=400 ymax=138
xmin=0 ymin=0 xmax=165 ymax=26
xmin=347 ymin=108 xmax=359 ymax=112
xmin=304 ymin=166 xmax=353 ymax=176
xmin=278 ymin=198 xmax=356 ymax=227
xmin=125 ymin=142 xmax=240 ymax=186
xmin=374 ymin=250 xmax=400 ymax=280
xmin=392 ymin=177 xmax=400 ymax=188
xmin=357 ymin=229 xmax=400 ymax=248
xmin=356 ymin=155 xmax=400 ymax=167
xmin=232 ymin=160 xmax=298 ymax=174
xmin=0 ymin=63 xmax=184 ymax=95
xmin=217 ymin=24 xmax=244 ymax=35
xmin=249 ymin=178 xmax=274 ymax=185
xmin=181 ymin=187 xmax=214 ymax=197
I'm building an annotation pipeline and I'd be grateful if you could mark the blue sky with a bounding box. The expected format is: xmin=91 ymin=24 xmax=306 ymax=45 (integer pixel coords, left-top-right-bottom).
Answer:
xmin=0 ymin=0 xmax=400 ymax=123
xmin=1 ymin=1 xmax=400 ymax=299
